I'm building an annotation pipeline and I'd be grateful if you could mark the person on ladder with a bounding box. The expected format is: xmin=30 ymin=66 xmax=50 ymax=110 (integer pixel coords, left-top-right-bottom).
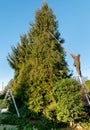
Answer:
xmin=70 ymin=53 xmax=81 ymax=76
xmin=70 ymin=53 xmax=90 ymax=105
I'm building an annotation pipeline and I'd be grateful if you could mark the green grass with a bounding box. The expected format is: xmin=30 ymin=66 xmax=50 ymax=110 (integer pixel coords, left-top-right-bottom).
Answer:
xmin=0 ymin=125 xmax=17 ymax=130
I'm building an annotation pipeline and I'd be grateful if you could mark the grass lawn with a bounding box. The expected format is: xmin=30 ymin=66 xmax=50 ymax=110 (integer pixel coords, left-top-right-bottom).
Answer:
xmin=0 ymin=125 xmax=18 ymax=130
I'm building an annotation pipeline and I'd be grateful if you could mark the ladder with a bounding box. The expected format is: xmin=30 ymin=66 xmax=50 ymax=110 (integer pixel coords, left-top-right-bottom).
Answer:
xmin=0 ymin=88 xmax=20 ymax=118
xmin=78 ymin=75 xmax=90 ymax=106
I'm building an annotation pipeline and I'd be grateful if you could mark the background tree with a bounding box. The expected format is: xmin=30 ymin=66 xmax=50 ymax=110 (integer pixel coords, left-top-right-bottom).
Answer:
xmin=7 ymin=34 xmax=30 ymax=78
xmin=85 ymin=80 xmax=90 ymax=92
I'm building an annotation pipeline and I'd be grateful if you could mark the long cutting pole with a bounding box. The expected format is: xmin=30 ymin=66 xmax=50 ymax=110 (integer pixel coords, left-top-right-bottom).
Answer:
xmin=47 ymin=30 xmax=72 ymax=55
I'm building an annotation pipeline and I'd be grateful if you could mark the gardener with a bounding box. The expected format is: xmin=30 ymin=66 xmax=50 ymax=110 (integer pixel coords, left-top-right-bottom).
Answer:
xmin=70 ymin=53 xmax=81 ymax=76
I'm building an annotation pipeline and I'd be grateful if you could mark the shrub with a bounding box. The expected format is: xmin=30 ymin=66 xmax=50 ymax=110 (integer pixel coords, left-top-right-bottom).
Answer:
xmin=54 ymin=78 xmax=84 ymax=123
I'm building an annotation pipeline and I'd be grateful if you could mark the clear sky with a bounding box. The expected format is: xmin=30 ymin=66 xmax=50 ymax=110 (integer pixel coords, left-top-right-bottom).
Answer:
xmin=0 ymin=0 xmax=90 ymax=90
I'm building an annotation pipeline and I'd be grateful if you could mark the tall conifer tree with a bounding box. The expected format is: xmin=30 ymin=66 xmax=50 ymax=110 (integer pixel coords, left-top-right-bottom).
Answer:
xmin=7 ymin=2 xmax=69 ymax=116
xmin=26 ymin=2 xmax=69 ymax=114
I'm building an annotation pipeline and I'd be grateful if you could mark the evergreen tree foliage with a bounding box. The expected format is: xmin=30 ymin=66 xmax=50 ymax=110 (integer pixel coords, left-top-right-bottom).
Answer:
xmin=27 ymin=2 xmax=69 ymax=114
xmin=7 ymin=34 xmax=30 ymax=78
xmin=7 ymin=2 xmax=69 ymax=117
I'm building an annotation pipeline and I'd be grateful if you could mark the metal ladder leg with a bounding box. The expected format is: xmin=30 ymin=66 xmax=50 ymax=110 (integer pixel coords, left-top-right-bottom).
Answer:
xmin=79 ymin=76 xmax=90 ymax=106
xmin=9 ymin=89 xmax=20 ymax=118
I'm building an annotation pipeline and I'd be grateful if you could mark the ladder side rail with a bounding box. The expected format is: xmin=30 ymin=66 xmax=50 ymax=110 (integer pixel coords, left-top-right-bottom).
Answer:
xmin=79 ymin=76 xmax=90 ymax=106
xmin=9 ymin=89 xmax=20 ymax=118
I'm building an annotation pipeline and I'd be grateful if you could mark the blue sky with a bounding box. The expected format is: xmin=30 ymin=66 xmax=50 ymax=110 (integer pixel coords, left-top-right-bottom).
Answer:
xmin=0 ymin=0 xmax=90 ymax=90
